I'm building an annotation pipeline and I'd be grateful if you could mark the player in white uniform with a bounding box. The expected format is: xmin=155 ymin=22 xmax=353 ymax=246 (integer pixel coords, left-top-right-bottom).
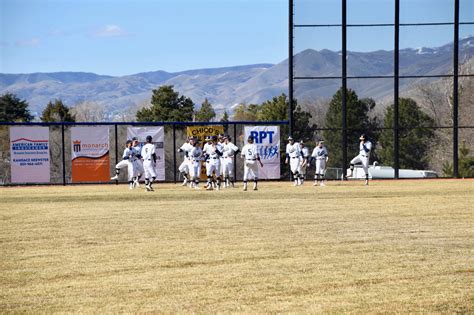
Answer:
xmin=299 ymin=140 xmax=310 ymax=185
xmin=217 ymin=134 xmax=225 ymax=177
xmin=132 ymin=137 xmax=144 ymax=187
xmin=110 ymin=140 xmax=130 ymax=181
xmin=203 ymin=135 xmax=223 ymax=190
xmin=141 ymin=135 xmax=157 ymax=192
xmin=348 ymin=134 xmax=372 ymax=185
xmin=221 ymin=135 xmax=239 ymax=188
xmin=177 ymin=137 xmax=194 ymax=186
xmin=240 ymin=135 xmax=263 ymax=191
xmin=123 ymin=140 xmax=139 ymax=189
xmin=285 ymin=136 xmax=302 ymax=186
xmin=310 ymin=140 xmax=329 ymax=186
xmin=188 ymin=138 xmax=203 ymax=189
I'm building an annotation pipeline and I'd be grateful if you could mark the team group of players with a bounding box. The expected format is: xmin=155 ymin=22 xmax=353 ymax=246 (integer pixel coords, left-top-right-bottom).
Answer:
xmin=111 ymin=133 xmax=372 ymax=191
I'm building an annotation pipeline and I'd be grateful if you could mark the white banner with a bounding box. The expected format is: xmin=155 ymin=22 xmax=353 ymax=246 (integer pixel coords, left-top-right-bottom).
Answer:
xmin=244 ymin=126 xmax=280 ymax=179
xmin=127 ymin=127 xmax=165 ymax=180
xmin=71 ymin=126 xmax=110 ymax=182
xmin=10 ymin=127 xmax=50 ymax=183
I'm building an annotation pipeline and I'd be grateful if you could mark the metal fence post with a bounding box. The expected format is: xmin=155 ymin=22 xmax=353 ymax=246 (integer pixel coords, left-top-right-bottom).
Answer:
xmin=342 ymin=0 xmax=348 ymax=179
xmin=61 ymin=123 xmax=66 ymax=186
xmin=288 ymin=0 xmax=294 ymax=137
xmin=173 ymin=124 xmax=177 ymax=183
xmin=394 ymin=0 xmax=400 ymax=179
xmin=114 ymin=124 xmax=118 ymax=185
xmin=233 ymin=122 xmax=237 ymax=181
xmin=453 ymin=0 xmax=459 ymax=178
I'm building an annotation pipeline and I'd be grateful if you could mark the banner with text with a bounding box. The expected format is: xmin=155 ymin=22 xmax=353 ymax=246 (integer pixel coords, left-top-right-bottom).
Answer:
xmin=187 ymin=125 xmax=224 ymax=179
xmin=10 ymin=127 xmax=50 ymax=183
xmin=244 ymin=126 xmax=280 ymax=179
xmin=71 ymin=126 xmax=110 ymax=182
xmin=127 ymin=127 xmax=165 ymax=180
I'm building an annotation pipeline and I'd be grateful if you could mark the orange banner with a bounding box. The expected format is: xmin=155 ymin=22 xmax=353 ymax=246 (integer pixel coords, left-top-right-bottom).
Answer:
xmin=72 ymin=155 xmax=110 ymax=182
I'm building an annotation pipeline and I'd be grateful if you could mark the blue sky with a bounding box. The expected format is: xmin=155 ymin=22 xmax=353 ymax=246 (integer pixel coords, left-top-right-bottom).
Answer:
xmin=1 ymin=0 xmax=472 ymax=76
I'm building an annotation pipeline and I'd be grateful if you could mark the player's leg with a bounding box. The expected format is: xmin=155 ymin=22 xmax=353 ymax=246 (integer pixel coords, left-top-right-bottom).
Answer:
xmin=291 ymin=159 xmax=300 ymax=186
xmin=348 ymin=156 xmax=361 ymax=177
xmin=111 ymin=159 xmax=127 ymax=180
xmin=243 ymin=163 xmax=249 ymax=191
xmin=362 ymin=156 xmax=369 ymax=185
xmin=214 ymin=161 xmax=222 ymax=190
xmin=314 ymin=159 xmax=321 ymax=186
xmin=299 ymin=163 xmax=306 ymax=185
xmin=127 ymin=161 xmax=135 ymax=189
xmin=206 ymin=163 xmax=214 ymax=190
xmin=135 ymin=160 xmax=144 ymax=187
xmin=252 ymin=163 xmax=259 ymax=190
xmin=178 ymin=160 xmax=189 ymax=186
xmin=320 ymin=160 xmax=326 ymax=186
xmin=193 ymin=162 xmax=201 ymax=189
xmin=148 ymin=162 xmax=157 ymax=191
xmin=227 ymin=159 xmax=235 ymax=188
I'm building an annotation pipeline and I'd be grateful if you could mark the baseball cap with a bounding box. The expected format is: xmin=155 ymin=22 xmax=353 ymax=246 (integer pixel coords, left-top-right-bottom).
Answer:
xmin=288 ymin=136 xmax=294 ymax=141
xmin=132 ymin=136 xmax=138 ymax=141
xmin=359 ymin=134 xmax=366 ymax=140
xmin=146 ymin=135 xmax=152 ymax=141
xmin=248 ymin=135 xmax=254 ymax=142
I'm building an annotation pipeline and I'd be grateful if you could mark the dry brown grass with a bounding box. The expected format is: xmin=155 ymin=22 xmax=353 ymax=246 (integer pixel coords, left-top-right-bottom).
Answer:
xmin=1 ymin=179 xmax=473 ymax=313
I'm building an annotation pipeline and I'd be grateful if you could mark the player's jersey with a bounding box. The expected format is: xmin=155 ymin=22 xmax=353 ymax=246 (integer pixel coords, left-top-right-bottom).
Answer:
xmin=203 ymin=143 xmax=221 ymax=159
xmin=359 ymin=141 xmax=372 ymax=156
xmin=241 ymin=143 xmax=259 ymax=160
xmin=189 ymin=146 xmax=203 ymax=160
xmin=286 ymin=143 xmax=301 ymax=158
xmin=123 ymin=147 xmax=139 ymax=161
xmin=133 ymin=144 xmax=143 ymax=157
xmin=179 ymin=142 xmax=194 ymax=158
xmin=141 ymin=143 xmax=155 ymax=161
xmin=223 ymin=142 xmax=239 ymax=158
xmin=312 ymin=146 xmax=329 ymax=160
xmin=301 ymin=147 xmax=310 ymax=159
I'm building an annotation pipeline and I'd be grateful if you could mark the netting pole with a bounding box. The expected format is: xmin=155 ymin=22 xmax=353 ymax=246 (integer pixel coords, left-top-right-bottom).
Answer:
xmin=288 ymin=0 xmax=294 ymax=137
xmin=61 ymin=124 xmax=66 ymax=186
xmin=341 ymin=0 xmax=348 ymax=179
xmin=453 ymin=0 xmax=459 ymax=178
xmin=173 ymin=124 xmax=177 ymax=183
xmin=114 ymin=124 xmax=118 ymax=185
xmin=394 ymin=0 xmax=400 ymax=179
xmin=233 ymin=122 xmax=237 ymax=181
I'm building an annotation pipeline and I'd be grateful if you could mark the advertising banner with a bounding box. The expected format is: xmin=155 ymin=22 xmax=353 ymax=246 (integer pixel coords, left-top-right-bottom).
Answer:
xmin=186 ymin=125 xmax=224 ymax=180
xmin=71 ymin=126 xmax=110 ymax=182
xmin=10 ymin=127 xmax=50 ymax=183
xmin=127 ymin=127 xmax=165 ymax=180
xmin=244 ymin=126 xmax=280 ymax=179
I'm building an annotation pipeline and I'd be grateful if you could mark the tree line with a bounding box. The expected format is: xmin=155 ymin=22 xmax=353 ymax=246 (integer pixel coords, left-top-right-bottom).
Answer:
xmin=1 ymin=85 xmax=472 ymax=176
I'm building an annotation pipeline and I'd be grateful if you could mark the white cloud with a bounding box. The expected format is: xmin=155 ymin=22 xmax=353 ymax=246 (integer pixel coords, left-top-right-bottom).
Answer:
xmin=15 ymin=38 xmax=40 ymax=47
xmin=94 ymin=25 xmax=130 ymax=37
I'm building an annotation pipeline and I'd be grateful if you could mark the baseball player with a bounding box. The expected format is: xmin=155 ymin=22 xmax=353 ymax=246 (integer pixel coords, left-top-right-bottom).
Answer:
xmin=221 ymin=135 xmax=240 ymax=188
xmin=218 ymin=133 xmax=226 ymax=176
xmin=240 ymin=135 xmax=263 ymax=191
xmin=132 ymin=137 xmax=144 ymax=187
xmin=141 ymin=135 xmax=157 ymax=191
xmin=348 ymin=134 xmax=372 ymax=185
xmin=285 ymin=136 xmax=302 ymax=186
xmin=310 ymin=140 xmax=329 ymax=186
xmin=299 ymin=140 xmax=310 ymax=185
xmin=203 ymin=135 xmax=223 ymax=190
xmin=188 ymin=137 xmax=203 ymax=189
xmin=177 ymin=137 xmax=194 ymax=186
xmin=110 ymin=140 xmax=130 ymax=181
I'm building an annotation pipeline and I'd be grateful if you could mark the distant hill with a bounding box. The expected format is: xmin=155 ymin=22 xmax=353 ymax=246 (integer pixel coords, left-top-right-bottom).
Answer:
xmin=1 ymin=37 xmax=473 ymax=120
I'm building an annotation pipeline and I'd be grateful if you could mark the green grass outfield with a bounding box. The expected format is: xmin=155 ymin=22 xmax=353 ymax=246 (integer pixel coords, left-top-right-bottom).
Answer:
xmin=1 ymin=179 xmax=473 ymax=313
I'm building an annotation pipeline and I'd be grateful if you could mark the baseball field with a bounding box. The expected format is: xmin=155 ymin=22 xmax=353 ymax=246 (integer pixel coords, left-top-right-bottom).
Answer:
xmin=0 ymin=179 xmax=473 ymax=313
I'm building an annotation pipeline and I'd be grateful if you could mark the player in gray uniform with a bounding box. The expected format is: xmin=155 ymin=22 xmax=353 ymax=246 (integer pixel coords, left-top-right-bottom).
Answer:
xmin=298 ymin=140 xmax=310 ymax=185
xmin=222 ymin=135 xmax=240 ymax=188
xmin=285 ymin=136 xmax=303 ymax=186
xmin=132 ymin=137 xmax=144 ymax=187
xmin=111 ymin=140 xmax=138 ymax=188
xmin=203 ymin=135 xmax=223 ymax=190
xmin=188 ymin=137 xmax=203 ymax=189
xmin=177 ymin=137 xmax=194 ymax=186
xmin=310 ymin=140 xmax=329 ymax=186
xmin=141 ymin=135 xmax=157 ymax=192
xmin=348 ymin=134 xmax=372 ymax=185
xmin=240 ymin=135 xmax=263 ymax=191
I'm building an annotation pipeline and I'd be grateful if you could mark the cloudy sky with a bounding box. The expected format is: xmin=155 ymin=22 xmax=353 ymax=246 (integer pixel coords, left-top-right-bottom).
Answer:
xmin=1 ymin=0 xmax=472 ymax=76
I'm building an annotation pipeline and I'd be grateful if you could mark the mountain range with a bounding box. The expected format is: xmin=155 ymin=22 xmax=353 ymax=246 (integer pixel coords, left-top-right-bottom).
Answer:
xmin=1 ymin=36 xmax=473 ymax=120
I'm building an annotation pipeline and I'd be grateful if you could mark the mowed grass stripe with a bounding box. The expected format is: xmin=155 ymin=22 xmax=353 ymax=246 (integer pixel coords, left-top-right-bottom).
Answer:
xmin=0 ymin=180 xmax=473 ymax=312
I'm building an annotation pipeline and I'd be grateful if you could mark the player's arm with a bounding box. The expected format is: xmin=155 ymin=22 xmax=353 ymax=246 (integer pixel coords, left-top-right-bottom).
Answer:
xmin=256 ymin=152 xmax=263 ymax=167
xmin=122 ymin=148 xmax=130 ymax=160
